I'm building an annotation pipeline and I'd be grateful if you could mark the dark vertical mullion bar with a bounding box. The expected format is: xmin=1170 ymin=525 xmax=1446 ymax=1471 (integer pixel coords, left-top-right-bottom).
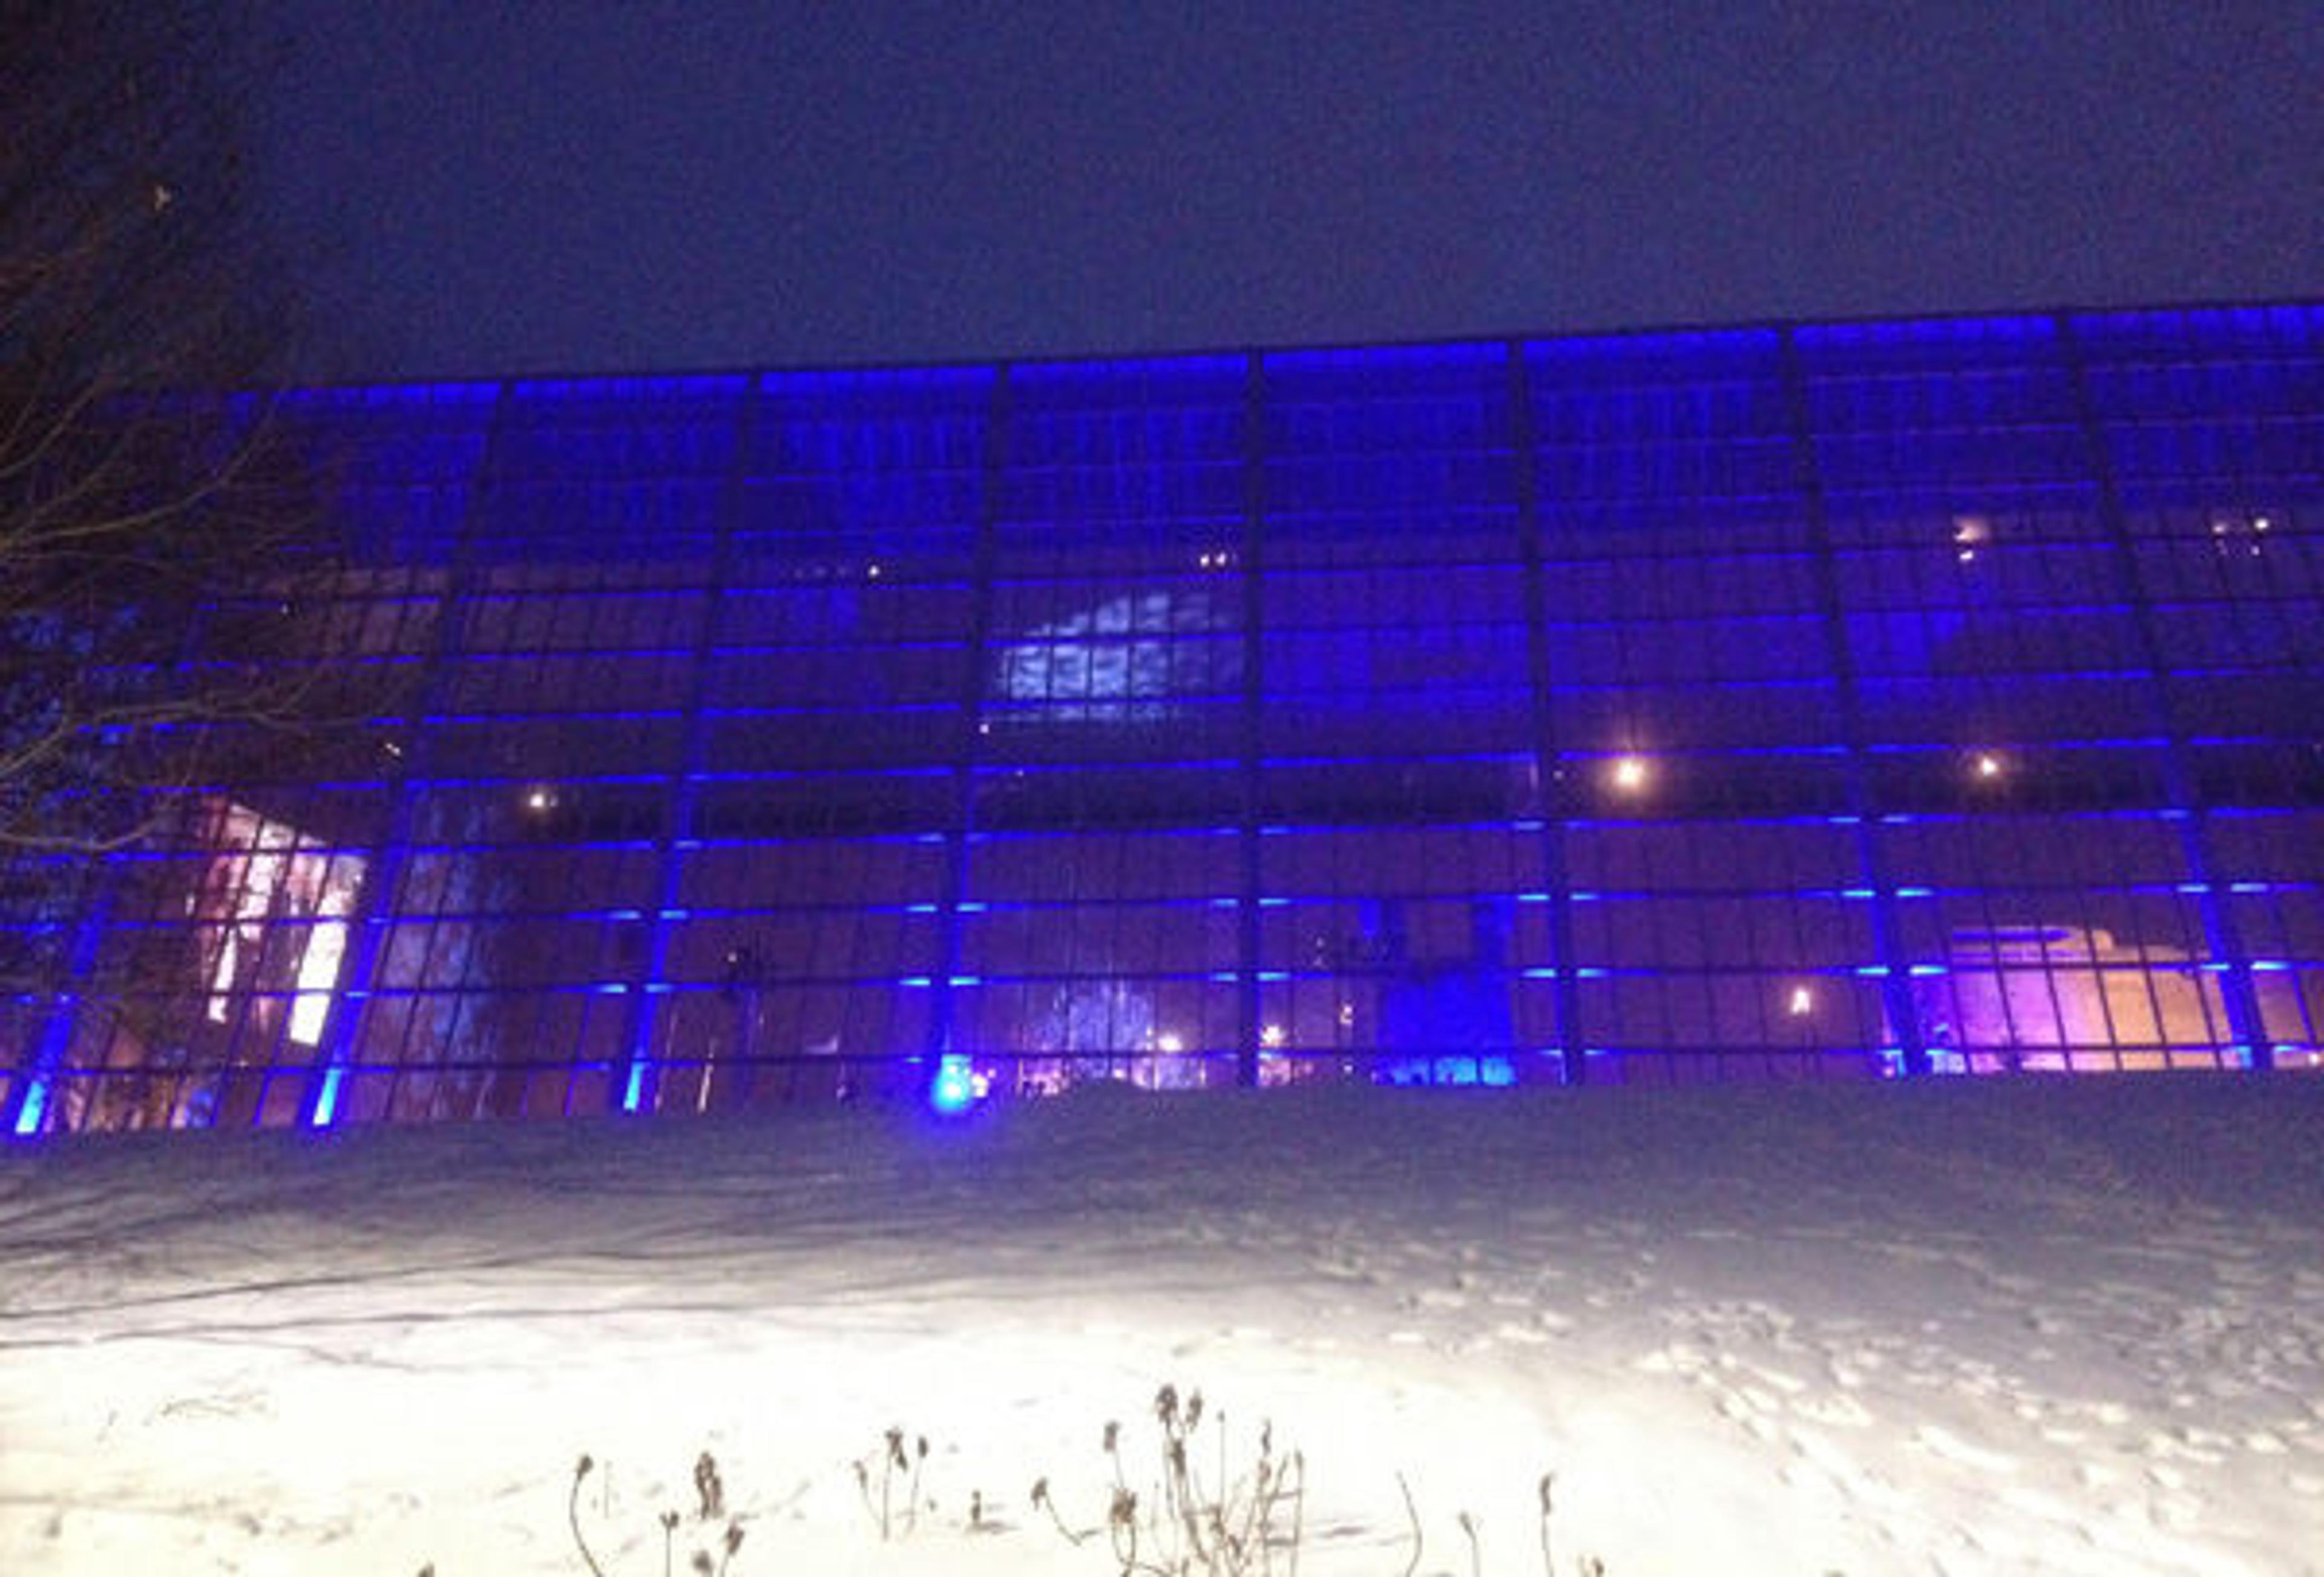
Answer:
xmin=1237 ymin=352 xmax=1265 ymax=1088
xmin=617 ymin=383 xmax=757 ymax=1115
xmin=924 ymin=367 xmax=1006 ymax=1088
xmin=306 ymin=386 xmax=508 ymax=1125
xmin=1778 ymin=328 xmax=1928 ymax=1077
xmin=2058 ymin=312 xmax=2270 ymax=1069
xmin=1506 ymin=341 xmax=1584 ymax=1085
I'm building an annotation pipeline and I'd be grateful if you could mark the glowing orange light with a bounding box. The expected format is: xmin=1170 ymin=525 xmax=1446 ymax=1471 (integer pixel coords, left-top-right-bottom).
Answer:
xmin=1610 ymin=755 xmax=1650 ymax=792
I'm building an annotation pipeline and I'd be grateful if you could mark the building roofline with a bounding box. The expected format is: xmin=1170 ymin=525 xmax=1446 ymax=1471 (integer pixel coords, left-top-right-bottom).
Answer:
xmin=277 ymin=295 xmax=2324 ymax=398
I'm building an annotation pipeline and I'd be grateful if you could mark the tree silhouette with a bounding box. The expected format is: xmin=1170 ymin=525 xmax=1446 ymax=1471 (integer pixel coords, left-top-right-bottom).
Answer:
xmin=1 ymin=3 xmax=367 ymax=1121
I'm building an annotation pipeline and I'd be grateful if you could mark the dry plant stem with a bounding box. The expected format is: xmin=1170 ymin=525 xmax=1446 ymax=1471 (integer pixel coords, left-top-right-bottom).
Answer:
xmin=881 ymin=1428 xmax=899 ymax=1539
xmin=694 ymin=1452 xmax=724 ymax=1522
xmin=568 ymin=1457 xmax=608 ymax=1577
xmin=1285 ymin=1450 xmax=1305 ymax=1577
xmin=1397 ymin=1472 xmax=1422 ymax=1577
xmin=1033 ymin=1477 xmax=1101 ymax=1548
xmin=1270 ymin=1446 xmax=1305 ymax=1577
xmin=1053 ymin=1388 xmax=1315 ymax=1576
xmin=1165 ymin=1437 xmax=1209 ymax=1567
xmin=1232 ymin=1426 xmax=1281 ymax=1576
xmin=1106 ymin=1425 xmax=1129 ymax=1496
xmin=1109 ymin=1492 xmax=1138 ymax=1576
xmin=1217 ymin=1411 xmax=1229 ymax=1527
xmin=1459 ymin=1510 xmax=1480 ymax=1577
xmin=1537 ymin=1473 xmax=1555 ymax=1577
xmin=714 ymin=1521 xmax=744 ymax=1576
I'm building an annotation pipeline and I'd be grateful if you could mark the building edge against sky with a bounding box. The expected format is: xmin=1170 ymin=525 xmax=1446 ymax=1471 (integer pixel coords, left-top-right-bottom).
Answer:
xmin=4 ymin=301 xmax=2320 ymax=1135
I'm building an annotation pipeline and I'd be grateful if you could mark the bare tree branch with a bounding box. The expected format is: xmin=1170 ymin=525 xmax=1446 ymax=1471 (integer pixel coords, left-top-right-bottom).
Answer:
xmin=1 ymin=1 xmax=377 ymax=1019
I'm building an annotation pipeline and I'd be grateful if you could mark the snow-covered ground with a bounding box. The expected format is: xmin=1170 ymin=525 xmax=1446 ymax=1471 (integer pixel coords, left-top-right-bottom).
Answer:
xmin=3 ymin=1075 xmax=2322 ymax=1576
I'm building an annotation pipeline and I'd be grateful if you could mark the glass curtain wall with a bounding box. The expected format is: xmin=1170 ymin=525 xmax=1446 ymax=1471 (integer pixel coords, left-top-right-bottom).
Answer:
xmin=4 ymin=305 xmax=2317 ymax=1133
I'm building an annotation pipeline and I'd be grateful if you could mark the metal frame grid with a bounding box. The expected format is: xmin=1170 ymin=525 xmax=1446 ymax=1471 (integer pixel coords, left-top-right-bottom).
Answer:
xmin=5 ymin=303 xmax=2319 ymax=1132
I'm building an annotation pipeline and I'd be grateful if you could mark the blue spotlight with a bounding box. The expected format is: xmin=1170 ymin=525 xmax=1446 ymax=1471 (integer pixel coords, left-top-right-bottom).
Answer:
xmin=930 ymin=1054 xmax=979 ymax=1116
xmin=309 ymin=1067 xmax=344 ymax=1129
xmin=11 ymin=1079 xmax=48 ymax=1137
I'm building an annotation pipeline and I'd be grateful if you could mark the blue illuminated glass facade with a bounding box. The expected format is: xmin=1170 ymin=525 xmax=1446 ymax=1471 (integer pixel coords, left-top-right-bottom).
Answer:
xmin=5 ymin=304 xmax=2320 ymax=1133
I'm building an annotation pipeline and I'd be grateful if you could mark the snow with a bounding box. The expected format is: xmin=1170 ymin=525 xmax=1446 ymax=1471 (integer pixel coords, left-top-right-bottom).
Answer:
xmin=3 ymin=1075 xmax=2323 ymax=1575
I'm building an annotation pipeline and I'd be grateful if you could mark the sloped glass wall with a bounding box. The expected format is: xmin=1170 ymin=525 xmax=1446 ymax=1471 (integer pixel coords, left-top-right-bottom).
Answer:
xmin=6 ymin=305 xmax=2318 ymax=1131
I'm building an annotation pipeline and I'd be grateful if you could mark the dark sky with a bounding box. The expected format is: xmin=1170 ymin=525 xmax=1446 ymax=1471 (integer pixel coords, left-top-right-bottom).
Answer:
xmin=258 ymin=1 xmax=2323 ymax=381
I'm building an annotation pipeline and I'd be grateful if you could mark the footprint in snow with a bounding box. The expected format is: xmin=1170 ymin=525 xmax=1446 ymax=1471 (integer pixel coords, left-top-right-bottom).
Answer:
xmin=1913 ymin=1424 xmax=2017 ymax=1474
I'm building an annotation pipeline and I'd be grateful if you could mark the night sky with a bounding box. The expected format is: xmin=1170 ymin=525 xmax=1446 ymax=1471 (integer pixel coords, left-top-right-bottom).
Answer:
xmin=257 ymin=2 xmax=2323 ymax=381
